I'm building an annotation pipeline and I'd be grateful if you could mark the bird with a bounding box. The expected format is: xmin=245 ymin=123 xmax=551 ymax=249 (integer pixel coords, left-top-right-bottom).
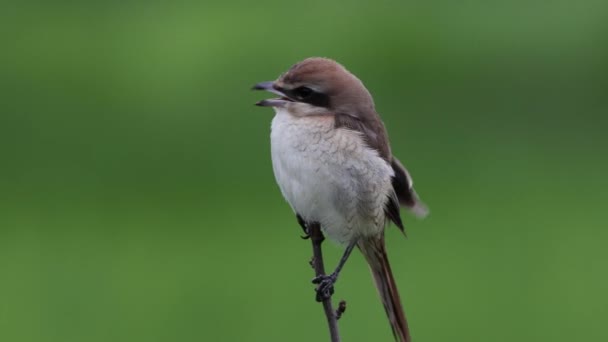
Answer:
xmin=253 ymin=57 xmax=428 ymax=342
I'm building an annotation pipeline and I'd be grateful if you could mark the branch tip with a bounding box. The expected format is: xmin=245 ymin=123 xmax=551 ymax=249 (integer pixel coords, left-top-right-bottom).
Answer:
xmin=336 ymin=300 xmax=347 ymax=320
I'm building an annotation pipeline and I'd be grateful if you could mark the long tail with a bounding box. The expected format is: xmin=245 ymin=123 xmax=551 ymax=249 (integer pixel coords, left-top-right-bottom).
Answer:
xmin=358 ymin=237 xmax=411 ymax=342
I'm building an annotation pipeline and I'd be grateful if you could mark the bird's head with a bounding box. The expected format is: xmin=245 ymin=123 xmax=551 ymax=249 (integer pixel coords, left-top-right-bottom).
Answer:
xmin=253 ymin=57 xmax=375 ymax=117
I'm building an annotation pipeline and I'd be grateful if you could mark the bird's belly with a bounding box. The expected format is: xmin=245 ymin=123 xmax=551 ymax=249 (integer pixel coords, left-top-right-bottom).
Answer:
xmin=270 ymin=109 xmax=394 ymax=245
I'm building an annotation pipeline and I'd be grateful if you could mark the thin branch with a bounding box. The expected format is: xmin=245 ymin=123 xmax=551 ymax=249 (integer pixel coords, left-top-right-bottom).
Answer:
xmin=336 ymin=300 xmax=347 ymax=320
xmin=308 ymin=222 xmax=341 ymax=342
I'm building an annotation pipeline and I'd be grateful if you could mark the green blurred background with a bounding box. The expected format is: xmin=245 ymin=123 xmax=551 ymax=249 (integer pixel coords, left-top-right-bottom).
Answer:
xmin=1 ymin=1 xmax=607 ymax=341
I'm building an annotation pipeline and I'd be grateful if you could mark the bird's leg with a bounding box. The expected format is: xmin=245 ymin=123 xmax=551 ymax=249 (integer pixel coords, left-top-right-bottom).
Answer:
xmin=296 ymin=214 xmax=311 ymax=239
xmin=312 ymin=240 xmax=357 ymax=302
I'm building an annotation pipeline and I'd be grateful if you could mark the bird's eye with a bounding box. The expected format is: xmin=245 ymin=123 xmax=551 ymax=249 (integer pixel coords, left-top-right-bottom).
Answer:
xmin=293 ymin=86 xmax=313 ymax=99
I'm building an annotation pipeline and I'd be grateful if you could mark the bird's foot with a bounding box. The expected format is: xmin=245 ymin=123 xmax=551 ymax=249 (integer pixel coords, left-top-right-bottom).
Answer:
xmin=312 ymin=273 xmax=337 ymax=302
xmin=297 ymin=215 xmax=311 ymax=239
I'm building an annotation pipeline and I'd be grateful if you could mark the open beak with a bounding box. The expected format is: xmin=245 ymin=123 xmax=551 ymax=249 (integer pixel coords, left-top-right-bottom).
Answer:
xmin=252 ymin=81 xmax=293 ymax=107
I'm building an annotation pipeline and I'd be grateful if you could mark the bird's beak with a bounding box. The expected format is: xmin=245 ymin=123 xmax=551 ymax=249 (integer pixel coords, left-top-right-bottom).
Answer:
xmin=252 ymin=81 xmax=293 ymax=107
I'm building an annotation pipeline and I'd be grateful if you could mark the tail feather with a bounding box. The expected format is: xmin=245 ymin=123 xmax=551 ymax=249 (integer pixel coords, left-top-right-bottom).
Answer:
xmin=359 ymin=237 xmax=411 ymax=342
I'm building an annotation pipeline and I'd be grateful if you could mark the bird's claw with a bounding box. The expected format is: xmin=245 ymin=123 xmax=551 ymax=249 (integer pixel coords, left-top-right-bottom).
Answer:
xmin=312 ymin=273 xmax=337 ymax=302
xmin=296 ymin=215 xmax=311 ymax=239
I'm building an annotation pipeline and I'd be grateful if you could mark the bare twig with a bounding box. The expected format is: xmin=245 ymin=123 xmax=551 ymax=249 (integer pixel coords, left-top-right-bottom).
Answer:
xmin=308 ymin=222 xmax=341 ymax=342
xmin=336 ymin=300 xmax=347 ymax=320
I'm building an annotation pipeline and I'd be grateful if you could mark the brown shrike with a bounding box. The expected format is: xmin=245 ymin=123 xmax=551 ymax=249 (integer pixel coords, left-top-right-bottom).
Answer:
xmin=253 ymin=57 xmax=427 ymax=342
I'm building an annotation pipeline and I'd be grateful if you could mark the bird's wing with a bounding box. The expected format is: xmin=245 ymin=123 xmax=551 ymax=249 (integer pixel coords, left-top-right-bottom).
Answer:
xmin=336 ymin=113 xmax=424 ymax=232
xmin=391 ymin=157 xmax=429 ymax=218
xmin=334 ymin=113 xmax=428 ymax=226
xmin=334 ymin=112 xmax=391 ymax=161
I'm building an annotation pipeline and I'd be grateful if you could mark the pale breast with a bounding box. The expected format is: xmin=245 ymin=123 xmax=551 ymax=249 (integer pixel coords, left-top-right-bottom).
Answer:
xmin=270 ymin=108 xmax=395 ymax=245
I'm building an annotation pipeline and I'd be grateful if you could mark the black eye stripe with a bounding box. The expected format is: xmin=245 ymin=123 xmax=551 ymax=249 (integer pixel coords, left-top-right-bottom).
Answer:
xmin=284 ymin=87 xmax=330 ymax=108
xmin=306 ymin=92 xmax=330 ymax=108
xmin=293 ymin=86 xmax=313 ymax=98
